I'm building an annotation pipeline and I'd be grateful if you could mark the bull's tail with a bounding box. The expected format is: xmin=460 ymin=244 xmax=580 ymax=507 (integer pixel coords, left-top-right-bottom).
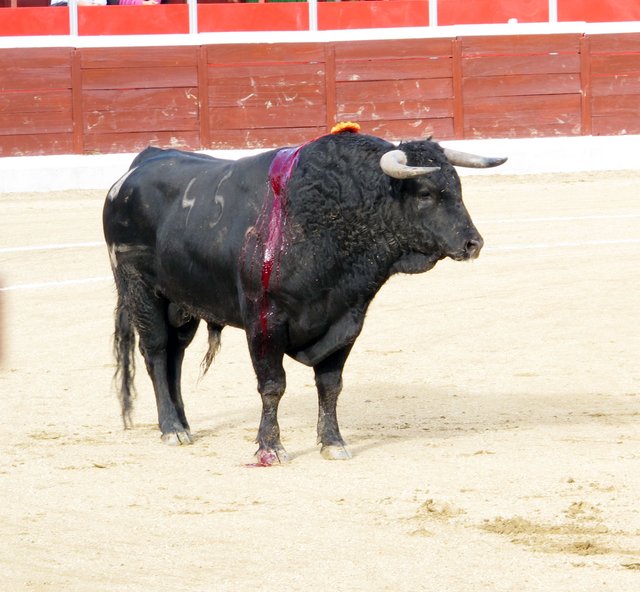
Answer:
xmin=199 ymin=322 xmax=222 ymax=380
xmin=113 ymin=295 xmax=137 ymax=429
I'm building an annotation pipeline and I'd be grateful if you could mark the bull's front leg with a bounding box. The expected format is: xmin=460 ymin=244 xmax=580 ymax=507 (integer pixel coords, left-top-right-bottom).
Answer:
xmin=314 ymin=345 xmax=353 ymax=460
xmin=246 ymin=326 xmax=289 ymax=466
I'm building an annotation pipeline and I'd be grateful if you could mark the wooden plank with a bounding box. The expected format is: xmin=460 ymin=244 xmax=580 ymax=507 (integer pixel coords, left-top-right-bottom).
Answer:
xmin=357 ymin=118 xmax=454 ymax=141
xmin=209 ymin=103 xmax=326 ymax=131
xmin=424 ymin=118 xmax=455 ymax=141
xmin=0 ymin=47 xmax=72 ymax=69
xmin=591 ymin=73 xmax=640 ymax=96
xmin=0 ymin=66 xmax=71 ymax=92
xmin=592 ymin=94 xmax=640 ymax=118
xmin=79 ymin=46 xmax=197 ymax=69
xmin=208 ymin=66 xmax=325 ymax=108
xmin=81 ymin=67 xmax=198 ymax=91
xmin=0 ymin=134 xmax=74 ymax=157
xmin=461 ymin=34 xmax=581 ymax=57
xmin=591 ymin=115 xmax=640 ymax=136
xmin=591 ymin=54 xmax=640 ymax=76
xmin=207 ymin=63 xmax=325 ymax=85
xmin=84 ymin=109 xmax=198 ymax=135
xmin=84 ymin=130 xmax=201 ymax=155
xmin=336 ymin=78 xmax=453 ymax=103
xmin=465 ymin=94 xmax=581 ymax=120
xmin=83 ymin=88 xmax=199 ymax=113
xmin=209 ymin=85 xmax=325 ymax=111
xmin=588 ymin=33 xmax=640 ymax=54
xmin=0 ymin=110 xmax=72 ymax=135
xmin=463 ymin=73 xmax=581 ymax=98
xmin=206 ymin=43 xmax=324 ymax=66
xmin=463 ymin=53 xmax=580 ymax=77
xmin=465 ymin=121 xmax=582 ymax=138
xmin=336 ymin=57 xmax=452 ymax=82
xmin=337 ymin=98 xmax=453 ymax=122
xmin=333 ymin=38 xmax=453 ymax=60
xmin=0 ymin=90 xmax=71 ymax=113
xmin=464 ymin=94 xmax=582 ymax=137
xmin=209 ymin=127 xmax=325 ymax=150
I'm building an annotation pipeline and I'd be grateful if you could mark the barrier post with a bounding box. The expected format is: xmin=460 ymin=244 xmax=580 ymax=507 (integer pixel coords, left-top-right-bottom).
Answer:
xmin=198 ymin=45 xmax=210 ymax=148
xmin=69 ymin=0 xmax=79 ymax=36
xmin=580 ymin=35 xmax=592 ymax=135
xmin=308 ymin=0 xmax=318 ymax=32
xmin=324 ymin=44 xmax=336 ymax=130
xmin=188 ymin=0 xmax=198 ymax=35
xmin=549 ymin=0 xmax=557 ymax=23
xmin=429 ymin=0 xmax=438 ymax=26
xmin=71 ymin=49 xmax=84 ymax=153
xmin=452 ymin=37 xmax=464 ymax=138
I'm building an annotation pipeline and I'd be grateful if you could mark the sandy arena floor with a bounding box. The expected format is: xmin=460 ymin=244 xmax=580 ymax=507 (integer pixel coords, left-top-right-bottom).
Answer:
xmin=1 ymin=171 xmax=639 ymax=591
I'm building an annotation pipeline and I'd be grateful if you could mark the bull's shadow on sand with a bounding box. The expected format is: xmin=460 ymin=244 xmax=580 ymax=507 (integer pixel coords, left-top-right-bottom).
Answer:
xmin=164 ymin=378 xmax=632 ymax=461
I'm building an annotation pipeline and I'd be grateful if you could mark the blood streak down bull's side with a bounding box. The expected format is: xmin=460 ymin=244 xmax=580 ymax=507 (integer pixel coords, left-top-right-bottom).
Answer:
xmin=102 ymin=125 xmax=506 ymax=465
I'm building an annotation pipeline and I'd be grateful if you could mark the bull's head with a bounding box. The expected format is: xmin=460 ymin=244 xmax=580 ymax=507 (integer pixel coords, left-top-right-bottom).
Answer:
xmin=380 ymin=143 xmax=507 ymax=272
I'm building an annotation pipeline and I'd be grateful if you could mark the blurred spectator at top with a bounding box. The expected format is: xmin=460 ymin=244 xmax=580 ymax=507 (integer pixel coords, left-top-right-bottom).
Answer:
xmin=51 ymin=0 xmax=160 ymax=5
xmin=109 ymin=0 xmax=161 ymax=4
xmin=51 ymin=0 xmax=106 ymax=5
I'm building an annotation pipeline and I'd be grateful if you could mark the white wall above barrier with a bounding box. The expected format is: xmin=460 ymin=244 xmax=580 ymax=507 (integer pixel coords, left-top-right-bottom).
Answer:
xmin=1 ymin=135 xmax=638 ymax=193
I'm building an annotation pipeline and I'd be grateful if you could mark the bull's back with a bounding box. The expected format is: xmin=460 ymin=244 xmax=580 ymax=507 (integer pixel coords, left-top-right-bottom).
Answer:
xmin=103 ymin=148 xmax=275 ymax=328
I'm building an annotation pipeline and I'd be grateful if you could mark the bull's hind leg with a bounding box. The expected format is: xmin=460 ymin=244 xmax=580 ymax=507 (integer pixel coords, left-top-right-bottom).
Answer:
xmin=314 ymin=345 xmax=353 ymax=460
xmin=165 ymin=304 xmax=199 ymax=440
xmin=121 ymin=275 xmax=194 ymax=445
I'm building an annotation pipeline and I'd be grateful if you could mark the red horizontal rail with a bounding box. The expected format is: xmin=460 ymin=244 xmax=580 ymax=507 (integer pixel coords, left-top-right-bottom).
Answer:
xmin=0 ymin=7 xmax=69 ymax=36
xmin=1 ymin=0 xmax=639 ymax=37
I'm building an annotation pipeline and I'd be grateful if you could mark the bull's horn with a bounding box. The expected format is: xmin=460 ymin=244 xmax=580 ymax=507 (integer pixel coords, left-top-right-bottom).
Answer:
xmin=380 ymin=150 xmax=440 ymax=179
xmin=442 ymin=147 xmax=508 ymax=168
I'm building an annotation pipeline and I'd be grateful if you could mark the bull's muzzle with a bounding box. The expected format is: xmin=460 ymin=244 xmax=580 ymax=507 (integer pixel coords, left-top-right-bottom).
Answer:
xmin=452 ymin=235 xmax=484 ymax=261
xmin=465 ymin=236 xmax=484 ymax=260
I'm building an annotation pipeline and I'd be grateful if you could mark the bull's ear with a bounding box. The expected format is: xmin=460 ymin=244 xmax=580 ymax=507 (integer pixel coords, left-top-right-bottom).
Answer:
xmin=443 ymin=147 xmax=508 ymax=168
xmin=380 ymin=150 xmax=440 ymax=179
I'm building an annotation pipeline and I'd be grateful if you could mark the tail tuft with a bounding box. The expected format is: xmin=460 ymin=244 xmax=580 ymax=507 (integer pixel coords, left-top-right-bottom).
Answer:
xmin=113 ymin=297 xmax=137 ymax=428
xmin=200 ymin=322 xmax=222 ymax=379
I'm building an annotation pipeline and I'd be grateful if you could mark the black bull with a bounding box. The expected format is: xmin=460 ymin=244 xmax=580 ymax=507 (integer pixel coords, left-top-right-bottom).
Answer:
xmin=103 ymin=130 xmax=506 ymax=464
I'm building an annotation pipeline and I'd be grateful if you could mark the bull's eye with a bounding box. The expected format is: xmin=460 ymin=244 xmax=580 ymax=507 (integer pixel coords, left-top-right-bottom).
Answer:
xmin=416 ymin=192 xmax=436 ymax=208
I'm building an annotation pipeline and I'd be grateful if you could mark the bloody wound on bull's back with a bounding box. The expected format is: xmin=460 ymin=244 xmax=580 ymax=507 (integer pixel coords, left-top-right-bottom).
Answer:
xmin=256 ymin=146 xmax=302 ymax=347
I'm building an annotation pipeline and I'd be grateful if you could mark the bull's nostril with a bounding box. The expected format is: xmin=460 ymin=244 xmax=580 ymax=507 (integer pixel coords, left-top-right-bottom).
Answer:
xmin=466 ymin=238 xmax=484 ymax=257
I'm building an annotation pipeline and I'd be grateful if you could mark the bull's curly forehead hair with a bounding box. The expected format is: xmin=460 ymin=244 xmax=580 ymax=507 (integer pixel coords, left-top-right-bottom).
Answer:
xmin=397 ymin=138 xmax=449 ymax=168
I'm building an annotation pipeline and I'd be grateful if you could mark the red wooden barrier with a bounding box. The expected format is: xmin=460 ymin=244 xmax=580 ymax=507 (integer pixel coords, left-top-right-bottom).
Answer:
xmin=461 ymin=34 xmax=583 ymax=138
xmin=0 ymin=48 xmax=75 ymax=155
xmin=1 ymin=34 xmax=640 ymax=156
xmin=589 ymin=33 xmax=640 ymax=136
xmin=204 ymin=43 xmax=327 ymax=148
xmin=80 ymin=46 xmax=200 ymax=153
xmin=333 ymin=38 xmax=453 ymax=139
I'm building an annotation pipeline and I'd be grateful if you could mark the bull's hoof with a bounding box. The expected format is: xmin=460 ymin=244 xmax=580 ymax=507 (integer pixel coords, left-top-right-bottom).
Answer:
xmin=249 ymin=446 xmax=289 ymax=467
xmin=320 ymin=444 xmax=352 ymax=460
xmin=161 ymin=430 xmax=193 ymax=446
